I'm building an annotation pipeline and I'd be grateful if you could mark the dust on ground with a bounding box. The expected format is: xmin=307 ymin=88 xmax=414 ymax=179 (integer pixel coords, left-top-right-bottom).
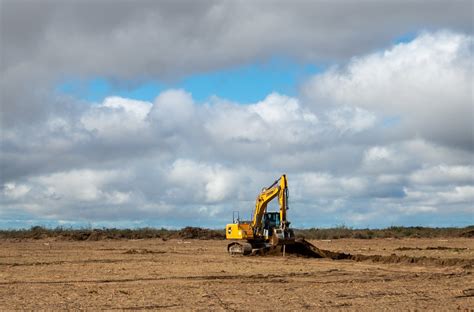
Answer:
xmin=0 ymin=238 xmax=473 ymax=310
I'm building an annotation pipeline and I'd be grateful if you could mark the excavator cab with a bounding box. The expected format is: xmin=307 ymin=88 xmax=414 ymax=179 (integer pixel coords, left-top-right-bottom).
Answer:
xmin=263 ymin=212 xmax=280 ymax=238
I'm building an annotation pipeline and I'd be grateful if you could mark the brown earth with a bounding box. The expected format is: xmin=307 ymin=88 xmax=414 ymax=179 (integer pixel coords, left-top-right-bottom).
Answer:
xmin=0 ymin=238 xmax=473 ymax=311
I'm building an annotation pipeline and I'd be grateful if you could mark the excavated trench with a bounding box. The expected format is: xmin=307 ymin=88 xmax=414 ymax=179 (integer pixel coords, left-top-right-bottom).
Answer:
xmin=272 ymin=239 xmax=474 ymax=267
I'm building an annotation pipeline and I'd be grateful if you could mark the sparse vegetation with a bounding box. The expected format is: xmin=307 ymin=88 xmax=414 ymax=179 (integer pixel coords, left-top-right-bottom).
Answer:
xmin=0 ymin=226 xmax=225 ymax=241
xmin=295 ymin=226 xmax=474 ymax=240
xmin=0 ymin=225 xmax=472 ymax=241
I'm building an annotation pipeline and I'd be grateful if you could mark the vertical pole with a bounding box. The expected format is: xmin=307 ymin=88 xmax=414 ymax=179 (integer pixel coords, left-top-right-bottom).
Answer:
xmin=283 ymin=244 xmax=286 ymax=257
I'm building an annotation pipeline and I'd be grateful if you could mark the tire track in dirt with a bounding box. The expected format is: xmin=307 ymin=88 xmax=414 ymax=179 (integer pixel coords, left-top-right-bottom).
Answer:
xmin=3 ymin=253 xmax=471 ymax=269
xmin=0 ymin=258 xmax=132 ymax=267
xmin=0 ymin=270 xmax=468 ymax=286
xmin=0 ymin=272 xmax=314 ymax=285
xmin=117 ymin=304 xmax=181 ymax=310
xmin=207 ymin=291 xmax=238 ymax=312
xmin=68 ymin=304 xmax=182 ymax=310
xmin=0 ymin=250 xmax=168 ymax=266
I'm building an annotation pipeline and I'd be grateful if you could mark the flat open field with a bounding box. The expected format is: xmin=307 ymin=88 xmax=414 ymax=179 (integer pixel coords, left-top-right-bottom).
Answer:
xmin=1 ymin=238 xmax=473 ymax=310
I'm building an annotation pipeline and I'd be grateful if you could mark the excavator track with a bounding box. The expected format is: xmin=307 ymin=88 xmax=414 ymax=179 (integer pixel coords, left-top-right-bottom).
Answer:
xmin=227 ymin=242 xmax=252 ymax=256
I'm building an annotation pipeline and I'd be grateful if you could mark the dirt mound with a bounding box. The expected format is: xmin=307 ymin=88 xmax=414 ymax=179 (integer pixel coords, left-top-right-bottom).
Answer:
xmin=283 ymin=239 xmax=474 ymax=267
xmin=285 ymin=242 xmax=323 ymax=258
xmin=350 ymin=254 xmax=474 ymax=266
xmin=461 ymin=229 xmax=474 ymax=238
xmin=285 ymin=239 xmax=352 ymax=259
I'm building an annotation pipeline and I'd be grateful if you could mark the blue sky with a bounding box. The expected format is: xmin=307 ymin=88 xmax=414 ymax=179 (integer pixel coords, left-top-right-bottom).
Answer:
xmin=57 ymin=58 xmax=323 ymax=103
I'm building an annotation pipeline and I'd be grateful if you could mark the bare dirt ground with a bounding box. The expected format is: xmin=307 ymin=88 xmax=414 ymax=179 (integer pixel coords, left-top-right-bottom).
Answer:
xmin=0 ymin=238 xmax=473 ymax=311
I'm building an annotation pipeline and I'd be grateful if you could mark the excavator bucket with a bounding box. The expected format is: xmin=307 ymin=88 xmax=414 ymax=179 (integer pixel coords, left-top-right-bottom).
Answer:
xmin=270 ymin=228 xmax=295 ymax=246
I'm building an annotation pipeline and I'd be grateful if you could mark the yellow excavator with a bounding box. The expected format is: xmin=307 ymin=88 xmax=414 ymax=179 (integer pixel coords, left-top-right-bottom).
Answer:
xmin=226 ymin=174 xmax=296 ymax=255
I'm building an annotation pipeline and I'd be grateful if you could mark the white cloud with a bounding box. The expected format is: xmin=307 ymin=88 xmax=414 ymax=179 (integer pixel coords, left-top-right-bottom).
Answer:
xmin=376 ymin=174 xmax=402 ymax=184
xmin=437 ymin=186 xmax=474 ymax=204
xmin=3 ymin=183 xmax=31 ymax=199
xmin=410 ymin=165 xmax=474 ymax=185
xmin=205 ymin=93 xmax=319 ymax=145
xmin=102 ymin=96 xmax=151 ymax=119
xmin=364 ymin=146 xmax=392 ymax=162
xmin=81 ymin=96 xmax=151 ymax=138
xmin=403 ymin=184 xmax=474 ymax=210
xmin=167 ymin=159 xmax=242 ymax=203
xmin=326 ymin=106 xmax=376 ymax=134
xmin=148 ymin=89 xmax=195 ymax=128
xmin=292 ymin=172 xmax=368 ymax=199
xmin=250 ymin=93 xmax=317 ymax=124
xmin=361 ymin=145 xmax=411 ymax=175
xmin=204 ymin=102 xmax=267 ymax=143
xmin=34 ymin=169 xmax=127 ymax=202
xmin=105 ymin=191 xmax=132 ymax=205
xmin=303 ymin=31 xmax=473 ymax=149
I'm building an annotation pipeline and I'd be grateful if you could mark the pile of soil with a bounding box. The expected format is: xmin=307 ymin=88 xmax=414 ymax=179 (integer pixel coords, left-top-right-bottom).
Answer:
xmin=285 ymin=239 xmax=351 ymax=259
xmin=281 ymin=239 xmax=474 ymax=267
xmin=349 ymin=254 xmax=474 ymax=267
xmin=461 ymin=230 xmax=474 ymax=238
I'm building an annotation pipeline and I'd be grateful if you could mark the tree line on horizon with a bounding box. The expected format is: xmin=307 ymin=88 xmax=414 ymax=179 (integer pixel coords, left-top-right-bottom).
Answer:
xmin=0 ymin=225 xmax=472 ymax=240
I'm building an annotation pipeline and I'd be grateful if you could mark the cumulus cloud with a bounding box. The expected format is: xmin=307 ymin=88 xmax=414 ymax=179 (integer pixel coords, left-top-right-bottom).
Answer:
xmin=148 ymin=89 xmax=195 ymax=128
xmin=81 ymin=97 xmax=152 ymax=138
xmin=34 ymin=169 xmax=128 ymax=202
xmin=167 ymin=159 xmax=242 ymax=203
xmin=326 ymin=106 xmax=376 ymax=134
xmin=409 ymin=165 xmax=474 ymax=185
xmin=3 ymin=183 xmax=31 ymax=200
xmin=361 ymin=146 xmax=410 ymax=174
xmin=303 ymin=31 xmax=473 ymax=149
xmin=205 ymin=93 xmax=319 ymax=147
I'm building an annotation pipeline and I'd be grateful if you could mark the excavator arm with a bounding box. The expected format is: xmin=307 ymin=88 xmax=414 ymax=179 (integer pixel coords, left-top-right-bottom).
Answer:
xmin=251 ymin=174 xmax=289 ymax=235
xmin=278 ymin=175 xmax=289 ymax=228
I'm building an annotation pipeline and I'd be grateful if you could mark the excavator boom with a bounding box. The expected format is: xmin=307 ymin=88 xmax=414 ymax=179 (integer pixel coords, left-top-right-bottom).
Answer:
xmin=251 ymin=174 xmax=289 ymax=236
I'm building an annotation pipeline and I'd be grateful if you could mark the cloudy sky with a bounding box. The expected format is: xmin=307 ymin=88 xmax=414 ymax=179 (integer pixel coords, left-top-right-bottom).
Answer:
xmin=1 ymin=0 xmax=473 ymax=229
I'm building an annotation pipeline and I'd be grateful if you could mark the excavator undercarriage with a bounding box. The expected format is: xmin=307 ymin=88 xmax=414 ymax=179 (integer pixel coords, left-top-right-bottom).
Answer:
xmin=227 ymin=242 xmax=253 ymax=256
xmin=227 ymin=238 xmax=346 ymax=258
